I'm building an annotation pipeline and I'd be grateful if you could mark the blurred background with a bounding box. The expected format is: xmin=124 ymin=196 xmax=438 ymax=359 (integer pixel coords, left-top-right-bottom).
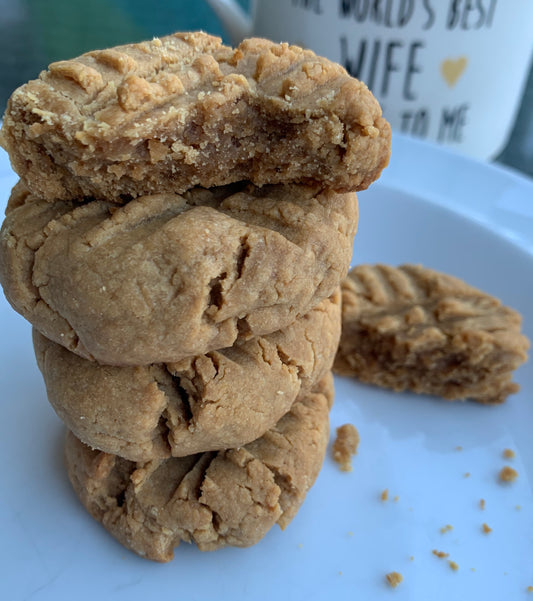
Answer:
xmin=0 ymin=0 xmax=531 ymax=178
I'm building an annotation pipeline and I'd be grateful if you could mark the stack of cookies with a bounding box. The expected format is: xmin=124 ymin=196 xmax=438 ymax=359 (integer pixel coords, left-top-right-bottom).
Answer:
xmin=0 ymin=32 xmax=390 ymax=561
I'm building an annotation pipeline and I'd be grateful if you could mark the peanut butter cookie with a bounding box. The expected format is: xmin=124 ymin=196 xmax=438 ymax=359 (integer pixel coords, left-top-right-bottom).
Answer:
xmin=34 ymin=291 xmax=340 ymax=461
xmin=1 ymin=182 xmax=357 ymax=365
xmin=1 ymin=32 xmax=390 ymax=201
xmin=334 ymin=264 xmax=529 ymax=404
xmin=64 ymin=373 xmax=333 ymax=561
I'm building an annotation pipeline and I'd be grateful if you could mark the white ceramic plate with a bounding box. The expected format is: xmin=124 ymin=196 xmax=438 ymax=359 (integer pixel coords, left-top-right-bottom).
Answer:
xmin=1 ymin=134 xmax=532 ymax=600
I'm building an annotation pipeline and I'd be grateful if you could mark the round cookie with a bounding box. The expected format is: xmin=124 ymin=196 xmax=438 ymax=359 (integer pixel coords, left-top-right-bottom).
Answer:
xmin=0 ymin=182 xmax=357 ymax=365
xmin=64 ymin=373 xmax=334 ymax=561
xmin=333 ymin=263 xmax=530 ymax=404
xmin=1 ymin=32 xmax=390 ymax=202
xmin=34 ymin=291 xmax=340 ymax=461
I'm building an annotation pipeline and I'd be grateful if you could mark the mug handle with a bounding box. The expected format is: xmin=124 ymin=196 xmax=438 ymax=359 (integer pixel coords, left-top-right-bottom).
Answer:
xmin=204 ymin=0 xmax=253 ymax=45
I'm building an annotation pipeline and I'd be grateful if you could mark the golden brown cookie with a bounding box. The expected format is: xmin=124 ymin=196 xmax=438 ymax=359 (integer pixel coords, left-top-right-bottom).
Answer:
xmin=0 ymin=182 xmax=357 ymax=365
xmin=334 ymin=264 xmax=530 ymax=404
xmin=34 ymin=291 xmax=340 ymax=461
xmin=1 ymin=32 xmax=390 ymax=201
xmin=64 ymin=373 xmax=333 ymax=561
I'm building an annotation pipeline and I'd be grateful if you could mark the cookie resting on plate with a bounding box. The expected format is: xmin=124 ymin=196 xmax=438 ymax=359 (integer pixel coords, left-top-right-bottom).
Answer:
xmin=34 ymin=290 xmax=340 ymax=461
xmin=0 ymin=32 xmax=390 ymax=202
xmin=64 ymin=373 xmax=334 ymax=561
xmin=334 ymin=264 xmax=529 ymax=404
xmin=0 ymin=182 xmax=357 ymax=365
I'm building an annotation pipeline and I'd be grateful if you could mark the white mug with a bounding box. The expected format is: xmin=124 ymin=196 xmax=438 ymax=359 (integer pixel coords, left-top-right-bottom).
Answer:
xmin=206 ymin=0 xmax=533 ymax=160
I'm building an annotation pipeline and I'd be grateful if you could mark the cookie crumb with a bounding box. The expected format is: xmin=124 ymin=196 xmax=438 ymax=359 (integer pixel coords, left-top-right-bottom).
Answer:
xmin=479 ymin=498 xmax=486 ymax=510
xmin=516 ymin=505 xmax=522 ymax=511
xmin=432 ymin=550 xmax=449 ymax=559
xmin=502 ymin=448 xmax=515 ymax=459
xmin=448 ymin=560 xmax=459 ymax=571
xmin=527 ymin=586 xmax=533 ymax=593
xmin=409 ymin=556 xmax=414 ymax=561
xmin=393 ymin=495 xmax=399 ymax=503
xmin=499 ymin=466 xmax=518 ymax=483
xmin=481 ymin=523 xmax=492 ymax=534
xmin=455 ymin=445 xmax=463 ymax=451
xmin=464 ymin=472 xmax=471 ymax=478
xmin=332 ymin=424 xmax=359 ymax=472
xmin=385 ymin=572 xmax=403 ymax=588
xmin=440 ymin=524 xmax=453 ymax=534
xmin=471 ymin=568 xmax=476 ymax=572
xmin=381 ymin=488 xmax=389 ymax=502
xmin=348 ymin=531 xmax=354 ymax=537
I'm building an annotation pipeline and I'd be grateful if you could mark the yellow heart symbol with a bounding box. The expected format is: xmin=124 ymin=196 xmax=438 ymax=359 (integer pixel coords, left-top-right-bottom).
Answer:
xmin=441 ymin=57 xmax=468 ymax=87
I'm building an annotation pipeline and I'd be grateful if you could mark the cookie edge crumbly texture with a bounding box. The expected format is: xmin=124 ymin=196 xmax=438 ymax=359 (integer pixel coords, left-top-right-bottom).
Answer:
xmin=333 ymin=264 xmax=530 ymax=404
xmin=63 ymin=373 xmax=334 ymax=561
xmin=1 ymin=32 xmax=390 ymax=201
xmin=33 ymin=289 xmax=341 ymax=461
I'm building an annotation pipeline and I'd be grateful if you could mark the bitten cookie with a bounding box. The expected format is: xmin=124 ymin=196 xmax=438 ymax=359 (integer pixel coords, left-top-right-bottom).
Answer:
xmin=34 ymin=291 xmax=340 ymax=461
xmin=0 ymin=32 xmax=390 ymax=201
xmin=0 ymin=182 xmax=357 ymax=365
xmin=64 ymin=373 xmax=333 ymax=561
xmin=334 ymin=264 xmax=529 ymax=404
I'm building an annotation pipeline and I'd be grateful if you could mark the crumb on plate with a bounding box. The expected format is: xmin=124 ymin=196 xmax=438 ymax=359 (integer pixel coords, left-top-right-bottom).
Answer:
xmin=479 ymin=498 xmax=486 ymax=510
xmin=482 ymin=523 xmax=492 ymax=534
xmin=448 ymin=560 xmax=459 ymax=571
xmin=440 ymin=524 xmax=453 ymax=534
xmin=502 ymin=448 xmax=515 ymax=459
xmin=332 ymin=424 xmax=359 ymax=472
xmin=385 ymin=572 xmax=403 ymax=588
xmin=432 ymin=550 xmax=449 ymax=559
xmin=499 ymin=466 xmax=518 ymax=483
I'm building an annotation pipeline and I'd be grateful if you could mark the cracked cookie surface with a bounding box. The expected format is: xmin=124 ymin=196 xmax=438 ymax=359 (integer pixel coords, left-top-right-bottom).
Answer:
xmin=334 ymin=264 xmax=529 ymax=404
xmin=34 ymin=291 xmax=340 ymax=461
xmin=64 ymin=373 xmax=333 ymax=561
xmin=1 ymin=32 xmax=390 ymax=201
xmin=0 ymin=182 xmax=357 ymax=365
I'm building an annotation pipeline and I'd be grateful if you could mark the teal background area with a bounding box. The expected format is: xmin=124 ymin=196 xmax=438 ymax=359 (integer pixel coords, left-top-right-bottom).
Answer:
xmin=0 ymin=0 xmax=248 ymax=109
xmin=0 ymin=0 xmax=531 ymax=177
